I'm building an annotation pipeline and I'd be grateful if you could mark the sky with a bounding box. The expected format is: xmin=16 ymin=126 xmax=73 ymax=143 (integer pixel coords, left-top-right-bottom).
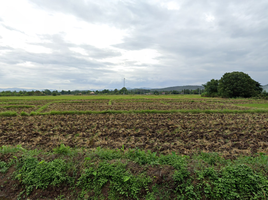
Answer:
xmin=0 ymin=0 xmax=268 ymax=90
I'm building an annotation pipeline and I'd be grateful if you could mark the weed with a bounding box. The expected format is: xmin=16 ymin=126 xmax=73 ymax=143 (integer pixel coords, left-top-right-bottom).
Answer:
xmin=0 ymin=161 xmax=10 ymax=173
xmin=77 ymin=160 xmax=151 ymax=199
xmin=0 ymin=145 xmax=25 ymax=154
xmin=14 ymin=157 xmax=74 ymax=195
xmin=53 ymin=144 xmax=73 ymax=156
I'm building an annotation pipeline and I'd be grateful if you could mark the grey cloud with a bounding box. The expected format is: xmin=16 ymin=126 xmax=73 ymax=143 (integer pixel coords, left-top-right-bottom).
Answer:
xmin=79 ymin=44 xmax=122 ymax=59
xmin=0 ymin=48 xmax=106 ymax=69
xmin=28 ymin=0 xmax=169 ymax=29
xmin=0 ymin=45 xmax=13 ymax=50
xmin=33 ymin=34 xmax=122 ymax=59
xmin=0 ymin=24 xmax=25 ymax=34
xmin=1 ymin=0 xmax=268 ymax=89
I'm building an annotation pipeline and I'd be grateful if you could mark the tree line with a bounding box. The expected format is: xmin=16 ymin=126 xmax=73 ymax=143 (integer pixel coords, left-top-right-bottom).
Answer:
xmin=0 ymin=87 xmax=205 ymax=96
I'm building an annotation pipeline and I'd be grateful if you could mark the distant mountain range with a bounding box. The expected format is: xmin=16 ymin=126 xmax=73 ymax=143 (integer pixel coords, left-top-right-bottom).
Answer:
xmin=130 ymin=85 xmax=204 ymax=92
xmin=150 ymin=85 xmax=204 ymax=92
xmin=0 ymin=84 xmax=267 ymax=92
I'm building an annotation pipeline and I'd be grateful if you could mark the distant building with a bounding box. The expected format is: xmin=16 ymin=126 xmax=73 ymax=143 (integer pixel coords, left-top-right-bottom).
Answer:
xmin=162 ymin=92 xmax=165 ymax=95
xmin=90 ymin=92 xmax=95 ymax=95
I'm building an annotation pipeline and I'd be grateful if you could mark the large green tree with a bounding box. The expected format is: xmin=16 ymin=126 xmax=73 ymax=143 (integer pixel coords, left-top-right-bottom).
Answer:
xmin=203 ymin=79 xmax=219 ymax=97
xmin=119 ymin=87 xmax=128 ymax=94
xmin=218 ymin=71 xmax=262 ymax=98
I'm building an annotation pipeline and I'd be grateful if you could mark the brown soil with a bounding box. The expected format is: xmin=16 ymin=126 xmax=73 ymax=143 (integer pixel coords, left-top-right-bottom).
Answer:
xmin=1 ymin=113 xmax=268 ymax=158
xmin=42 ymin=100 xmax=253 ymax=112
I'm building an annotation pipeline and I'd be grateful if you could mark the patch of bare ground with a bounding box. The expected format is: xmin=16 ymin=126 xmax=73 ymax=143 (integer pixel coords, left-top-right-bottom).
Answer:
xmin=1 ymin=113 xmax=268 ymax=158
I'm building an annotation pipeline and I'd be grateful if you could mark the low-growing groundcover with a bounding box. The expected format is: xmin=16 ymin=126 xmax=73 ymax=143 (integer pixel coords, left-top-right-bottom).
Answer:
xmin=1 ymin=146 xmax=268 ymax=199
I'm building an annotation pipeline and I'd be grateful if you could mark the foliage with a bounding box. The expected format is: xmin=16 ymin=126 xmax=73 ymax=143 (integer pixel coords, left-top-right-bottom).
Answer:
xmin=0 ymin=161 xmax=11 ymax=173
xmin=218 ymin=71 xmax=262 ymax=98
xmin=0 ymin=145 xmax=25 ymax=154
xmin=258 ymin=90 xmax=268 ymax=99
xmin=202 ymin=79 xmax=219 ymax=97
xmin=14 ymin=157 xmax=73 ymax=195
xmin=53 ymin=144 xmax=73 ymax=156
xmin=2 ymin=147 xmax=268 ymax=199
xmin=77 ymin=161 xmax=151 ymax=199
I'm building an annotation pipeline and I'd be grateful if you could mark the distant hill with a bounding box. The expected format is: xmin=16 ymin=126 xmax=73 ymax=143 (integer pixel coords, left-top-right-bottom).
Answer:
xmin=149 ymin=85 xmax=204 ymax=92
xmin=262 ymin=84 xmax=268 ymax=92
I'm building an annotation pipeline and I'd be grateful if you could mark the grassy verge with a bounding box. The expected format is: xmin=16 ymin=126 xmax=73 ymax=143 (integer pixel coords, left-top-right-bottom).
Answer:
xmin=235 ymin=103 xmax=268 ymax=109
xmin=39 ymin=109 xmax=268 ymax=115
xmin=35 ymin=101 xmax=57 ymax=113
xmin=1 ymin=145 xmax=268 ymax=199
xmin=0 ymin=105 xmax=35 ymax=108
xmin=1 ymin=109 xmax=268 ymax=117
xmin=0 ymin=111 xmax=18 ymax=116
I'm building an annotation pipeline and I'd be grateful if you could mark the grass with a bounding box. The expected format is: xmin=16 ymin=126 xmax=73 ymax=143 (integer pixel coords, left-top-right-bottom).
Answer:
xmin=235 ymin=103 xmax=268 ymax=109
xmin=35 ymin=101 xmax=56 ymax=113
xmin=0 ymin=111 xmax=18 ymax=116
xmin=1 ymin=108 xmax=268 ymax=117
xmin=0 ymin=105 xmax=35 ymax=108
xmin=2 ymin=146 xmax=268 ymax=199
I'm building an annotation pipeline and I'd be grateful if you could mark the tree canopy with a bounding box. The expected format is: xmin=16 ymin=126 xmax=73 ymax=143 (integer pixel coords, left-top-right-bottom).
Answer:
xmin=218 ymin=72 xmax=262 ymax=98
xmin=203 ymin=79 xmax=219 ymax=97
xmin=203 ymin=71 xmax=263 ymax=98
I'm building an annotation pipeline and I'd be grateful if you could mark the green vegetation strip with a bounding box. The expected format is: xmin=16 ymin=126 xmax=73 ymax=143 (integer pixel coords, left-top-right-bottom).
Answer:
xmin=235 ymin=103 xmax=268 ymax=109
xmin=55 ymin=100 xmax=108 ymax=103
xmin=0 ymin=111 xmax=18 ymax=116
xmin=0 ymin=102 xmax=26 ymax=105
xmin=0 ymin=105 xmax=35 ymax=108
xmin=1 ymin=145 xmax=268 ymax=199
xmin=2 ymin=109 xmax=268 ymax=117
xmin=39 ymin=109 xmax=268 ymax=115
xmin=35 ymin=101 xmax=57 ymax=113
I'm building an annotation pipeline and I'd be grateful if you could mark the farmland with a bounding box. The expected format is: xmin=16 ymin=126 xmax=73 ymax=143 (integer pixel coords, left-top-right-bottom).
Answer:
xmin=1 ymin=95 xmax=268 ymax=199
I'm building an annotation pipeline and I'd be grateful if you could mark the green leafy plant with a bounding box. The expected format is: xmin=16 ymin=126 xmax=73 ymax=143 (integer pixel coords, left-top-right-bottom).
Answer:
xmin=0 ymin=145 xmax=25 ymax=154
xmin=77 ymin=161 xmax=151 ymax=199
xmin=0 ymin=161 xmax=10 ymax=173
xmin=53 ymin=144 xmax=72 ymax=156
xmin=14 ymin=157 xmax=73 ymax=195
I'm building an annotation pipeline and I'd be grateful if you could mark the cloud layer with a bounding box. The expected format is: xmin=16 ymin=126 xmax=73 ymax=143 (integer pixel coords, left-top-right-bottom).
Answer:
xmin=0 ymin=0 xmax=268 ymax=90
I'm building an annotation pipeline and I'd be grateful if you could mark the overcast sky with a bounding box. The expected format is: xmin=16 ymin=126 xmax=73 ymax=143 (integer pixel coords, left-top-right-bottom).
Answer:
xmin=0 ymin=0 xmax=268 ymax=90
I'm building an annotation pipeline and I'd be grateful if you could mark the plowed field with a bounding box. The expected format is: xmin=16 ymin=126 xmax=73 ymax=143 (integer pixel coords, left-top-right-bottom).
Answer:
xmin=42 ymin=100 xmax=254 ymax=112
xmin=1 ymin=113 xmax=268 ymax=158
